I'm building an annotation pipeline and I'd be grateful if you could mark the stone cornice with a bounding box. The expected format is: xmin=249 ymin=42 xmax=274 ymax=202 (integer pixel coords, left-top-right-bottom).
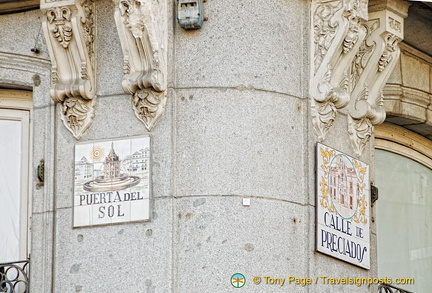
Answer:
xmin=0 ymin=52 xmax=51 ymax=73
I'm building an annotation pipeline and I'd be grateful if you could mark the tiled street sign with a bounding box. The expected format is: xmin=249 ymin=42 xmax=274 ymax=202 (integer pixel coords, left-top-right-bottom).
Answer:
xmin=73 ymin=136 xmax=150 ymax=227
xmin=316 ymin=143 xmax=370 ymax=269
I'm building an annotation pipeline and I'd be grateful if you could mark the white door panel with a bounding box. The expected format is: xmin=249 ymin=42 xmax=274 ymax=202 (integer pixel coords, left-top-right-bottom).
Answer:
xmin=0 ymin=109 xmax=30 ymax=262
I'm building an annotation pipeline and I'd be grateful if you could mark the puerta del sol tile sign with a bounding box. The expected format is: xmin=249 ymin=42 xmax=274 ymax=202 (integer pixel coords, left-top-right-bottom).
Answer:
xmin=73 ymin=136 xmax=150 ymax=227
xmin=316 ymin=143 xmax=370 ymax=269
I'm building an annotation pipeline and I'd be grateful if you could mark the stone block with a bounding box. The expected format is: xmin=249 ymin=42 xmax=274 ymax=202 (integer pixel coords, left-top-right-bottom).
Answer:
xmin=52 ymin=198 xmax=173 ymax=292
xmin=174 ymin=88 xmax=306 ymax=203
xmin=31 ymin=105 xmax=56 ymax=214
xmin=95 ymin=3 xmax=124 ymax=97
xmin=174 ymin=0 xmax=308 ymax=98
xmin=175 ymin=196 xmax=307 ymax=292
xmin=29 ymin=211 xmax=54 ymax=293
xmin=0 ymin=10 xmax=49 ymax=59
xmin=399 ymin=100 xmax=427 ymax=123
xmin=401 ymin=52 xmax=430 ymax=92
xmin=32 ymin=73 xmax=53 ymax=108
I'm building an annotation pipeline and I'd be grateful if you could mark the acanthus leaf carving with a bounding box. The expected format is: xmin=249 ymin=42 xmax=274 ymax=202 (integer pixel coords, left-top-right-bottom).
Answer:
xmin=132 ymin=89 xmax=167 ymax=131
xmin=47 ymin=7 xmax=73 ymax=48
xmin=342 ymin=16 xmax=360 ymax=54
xmin=311 ymin=0 xmax=368 ymax=141
xmin=41 ymin=0 xmax=96 ymax=140
xmin=349 ymin=19 xmax=379 ymax=87
xmin=61 ymin=97 xmax=96 ymax=140
xmin=312 ymin=100 xmax=338 ymax=142
xmin=114 ymin=0 xmax=167 ymax=131
xmin=348 ymin=86 xmax=385 ymax=156
xmin=343 ymin=0 xmax=368 ymax=54
xmin=347 ymin=2 xmax=407 ymax=156
xmin=313 ymin=1 xmax=342 ymax=72
xmin=378 ymin=33 xmax=400 ymax=72
xmin=80 ymin=0 xmax=95 ymax=62
xmin=348 ymin=116 xmax=374 ymax=157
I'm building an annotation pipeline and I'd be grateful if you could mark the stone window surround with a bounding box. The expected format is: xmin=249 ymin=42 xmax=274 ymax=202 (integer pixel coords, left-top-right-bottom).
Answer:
xmin=375 ymin=123 xmax=432 ymax=169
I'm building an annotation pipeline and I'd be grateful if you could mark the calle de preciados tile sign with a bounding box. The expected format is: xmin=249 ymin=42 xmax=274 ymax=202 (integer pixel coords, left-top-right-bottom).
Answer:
xmin=73 ymin=136 xmax=150 ymax=227
xmin=316 ymin=143 xmax=370 ymax=269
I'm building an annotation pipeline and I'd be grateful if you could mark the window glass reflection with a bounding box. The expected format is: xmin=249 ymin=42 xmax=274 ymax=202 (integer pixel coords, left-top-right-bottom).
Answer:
xmin=376 ymin=149 xmax=432 ymax=292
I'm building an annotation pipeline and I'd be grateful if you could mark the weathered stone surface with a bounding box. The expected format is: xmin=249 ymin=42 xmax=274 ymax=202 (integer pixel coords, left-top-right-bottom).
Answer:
xmin=401 ymin=53 xmax=430 ymax=93
xmin=175 ymin=196 xmax=307 ymax=292
xmin=95 ymin=3 xmax=124 ymax=97
xmin=3 ymin=1 xmax=431 ymax=292
xmin=0 ymin=9 xmax=47 ymax=58
xmin=174 ymin=88 xmax=306 ymax=203
xmin=29 ymin=211 xmax=54 ymax=293
xmin=52 ymin=198 xmax=173 ymax=292
xmin=174 ymin=0 xmax=308 ymax=98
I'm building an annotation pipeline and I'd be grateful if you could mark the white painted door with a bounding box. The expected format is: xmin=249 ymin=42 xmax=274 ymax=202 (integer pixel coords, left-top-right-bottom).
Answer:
xmin=0 ymin=109 xmax=30 ymax=262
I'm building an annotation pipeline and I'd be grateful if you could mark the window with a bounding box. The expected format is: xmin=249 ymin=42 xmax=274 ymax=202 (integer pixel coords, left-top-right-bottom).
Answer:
xmin=0 ymin=89 xmax=32 ymax=263
xmin=375 ymin=124 xmax=432 ymax=292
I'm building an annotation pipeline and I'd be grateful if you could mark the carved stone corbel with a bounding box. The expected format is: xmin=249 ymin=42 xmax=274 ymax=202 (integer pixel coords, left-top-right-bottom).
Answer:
xmin=311 ymin=0 xmax=368 ymax=141
xmin=347 ymin=0 xmax=409 ymax=156
xmin=41 ymin=0 xmax=96 ymax=140
xmin=113 ymin=0 xmax=167 ymax=131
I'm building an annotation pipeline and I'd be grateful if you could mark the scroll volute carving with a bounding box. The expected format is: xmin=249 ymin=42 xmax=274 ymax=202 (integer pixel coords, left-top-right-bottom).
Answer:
xmin=311 ymin=0 xmax=368 ymax=141
xmin=114 ymin=0 xmax=168 ymax=131
xmin=41 ymin=0 xmax=96 ymax=140
xmin=348 ymin=0 xmax=408 ymax=156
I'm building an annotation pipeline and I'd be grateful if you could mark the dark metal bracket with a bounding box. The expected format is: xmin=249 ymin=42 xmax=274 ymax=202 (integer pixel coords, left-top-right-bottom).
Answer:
xmin=371 ymin=184 xmax=379 ymax=205
xmin=37 ymin=159 xmax=44 ymax=188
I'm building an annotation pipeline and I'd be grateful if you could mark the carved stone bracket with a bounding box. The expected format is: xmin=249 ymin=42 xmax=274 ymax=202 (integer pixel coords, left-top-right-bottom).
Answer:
xmin=311 ymin=0 xmax=368 ymax=141
xmin=132 ymin=89 xmax=167 ymax=131
xmin=114 ymin=0 xmax=168 ymax=131
xmin=348 ymin=0 xmax=409 ymax=156
xmin=41 ymin=0 xmax=96 ymax=140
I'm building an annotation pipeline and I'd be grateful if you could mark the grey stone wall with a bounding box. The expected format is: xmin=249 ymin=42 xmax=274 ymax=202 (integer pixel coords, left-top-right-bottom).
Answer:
xmin=0 ymin=1 xmax=379 ymax=292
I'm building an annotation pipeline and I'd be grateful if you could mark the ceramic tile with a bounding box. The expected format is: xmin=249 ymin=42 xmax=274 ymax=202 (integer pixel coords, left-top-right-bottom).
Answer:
xmin=316 ymin=142 xmax=328 ymax=172
xmin=315 ymin=143 xmax=371 ymax=269
xmin=91 ymin=201 xmax=112 ymax=226
xmin=73 ymin=136 xmax=151 ymax=227
xmin=73 ymin=205 xmax=91 ymax=227
xmin=111 ymin=199 xmax=131 ymax=224
xmin=130 ymin=198 xmax=150 ymax=222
